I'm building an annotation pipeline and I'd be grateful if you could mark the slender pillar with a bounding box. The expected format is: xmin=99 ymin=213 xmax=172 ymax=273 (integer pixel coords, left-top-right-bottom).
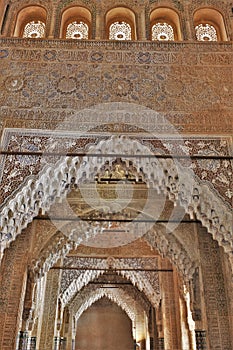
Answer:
xmin=30 ymin=276 xmax=46 ymax=349
xmin=179 ymin=291 xmax=194 ymax=349
xmin=17 ymin=331 xmax=28 ymax=350
xmin=60 ymin=307 xmax=72 ymax=350
xmin=151 ymin=307 xmax=159 ymax=350
xmin=148 ymin=306 xmax=159 ymax=350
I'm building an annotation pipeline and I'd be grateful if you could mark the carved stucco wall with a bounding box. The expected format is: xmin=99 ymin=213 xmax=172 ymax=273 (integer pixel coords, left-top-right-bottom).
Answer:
xmin=0 ymin=40 xmax=232 ymax=136
xmin=0 ymin=10 xmax=232 ymax=349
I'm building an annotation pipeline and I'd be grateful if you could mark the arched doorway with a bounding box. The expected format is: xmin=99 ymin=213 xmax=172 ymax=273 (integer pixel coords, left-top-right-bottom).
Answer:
xmin=75 ymin=298 xmax=134 ymax=350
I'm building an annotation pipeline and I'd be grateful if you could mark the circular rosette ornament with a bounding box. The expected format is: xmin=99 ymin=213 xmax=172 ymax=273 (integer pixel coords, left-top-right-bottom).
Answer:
xmin=5 ymin=76 xmax=24 ymax=92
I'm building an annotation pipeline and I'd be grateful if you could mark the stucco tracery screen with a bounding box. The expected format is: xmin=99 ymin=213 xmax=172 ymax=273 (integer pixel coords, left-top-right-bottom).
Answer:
xmin=109 ymin=21 xmax=132 ymax=40
xmin=152 ymin=23 xmax=175 ymax=41
xmin=195 ymin=24 xmax=217 ymax=41
xmin=23 ymin=21 xmax=45 ymax=38
xmin=66 ymin=21 xmax=89 ymax=39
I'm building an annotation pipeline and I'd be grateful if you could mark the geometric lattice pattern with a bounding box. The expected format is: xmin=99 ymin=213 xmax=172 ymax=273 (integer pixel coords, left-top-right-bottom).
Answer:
xmin=66 ymin=21 xmax=89 ymax=39
xmin=152 ymin=23 xmax=175 ymax=41
xmin=109 ymin=21 xmax=132 ymax=40
xmin=195 ymin=24 xmax=217 ymax=41
xmin=195 ymin=330 xmax=207 ymax=349
xmin=23 ymin=21 xmax=45 ymax=38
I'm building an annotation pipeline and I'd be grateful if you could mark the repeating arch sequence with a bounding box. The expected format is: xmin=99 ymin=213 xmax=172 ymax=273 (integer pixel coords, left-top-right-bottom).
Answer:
xmin=60 ymin=257 xmax=161 ymax=307
xmin=70 ymin=286 xmax=142 ymax=323
xmin=30 ymin=232 xmax=74 ymax=280
xmin=28 ymin=224 xmax=195 ymax=295
xmin=2 ymin=1 xmax=230 ymax=41
xmin=145 ymin=227 xmax=196 ymax=281
xmin=0 ymin=136 xmax=232 ymax=266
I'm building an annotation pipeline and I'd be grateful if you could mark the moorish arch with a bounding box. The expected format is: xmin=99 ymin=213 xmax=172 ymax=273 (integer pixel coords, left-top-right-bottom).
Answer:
xmin=27 ymin=192 xmax=197 ymax=298
xmin=70 ymin=286 xmax=149 ymax=343
xmin=59 ymin=255 xmax=161 ymax=306
xmin=0 ymin=135 xmax=232 ymax=267
xmin=29 ymin=221 xmax=196 ymax=289
xmin=70 ymin=286 xmax=143 ymax=323
xmin=0 ymin=2 xmax=232 ymax=348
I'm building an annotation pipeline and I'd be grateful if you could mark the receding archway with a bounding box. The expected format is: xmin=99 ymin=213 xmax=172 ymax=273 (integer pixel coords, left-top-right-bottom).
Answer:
xmin=75 ymin=297 xmax=134 ymax=350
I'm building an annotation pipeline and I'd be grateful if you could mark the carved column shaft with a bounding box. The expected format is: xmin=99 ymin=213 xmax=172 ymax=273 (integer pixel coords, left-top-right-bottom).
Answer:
xmin=183 ymin=3 xmax=193 ymax=40
xmin=47 ymin=7 xmax=57 ymax=39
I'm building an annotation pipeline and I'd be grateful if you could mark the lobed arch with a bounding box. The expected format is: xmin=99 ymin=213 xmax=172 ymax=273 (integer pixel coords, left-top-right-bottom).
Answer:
xmin=59 ymin=5 xmax=91 ymax=39
xmin=150 ymin=7 xmax=183 ymax=41
xmin=13 ymin=5 xmax=47 ymax=38
xmin=193 ymin=7 xmax=228 ymax=41
xmin=28 ymin=223 xmax=196 ymax=291
xmin=74 ymin=292 xmax=135 ymax=325
xmin=105 ymin=6 xmax=137 ymax=40
xmin=30 ymin=232 xmax=73 ymax=280
xmin=69 ymin=287 xmax=148 ymax=343
xmin=70 ymin=288 xmax=150 ymax=344
xmin=0 ymin=135 xmax=232 ymax=270
xmin=145 ymin=226 xmax=196 ymax=280
xmin=69 ymin=285 xmax=145 ymax=323
xmin=60 ymin=256 xmax=161 ymax=306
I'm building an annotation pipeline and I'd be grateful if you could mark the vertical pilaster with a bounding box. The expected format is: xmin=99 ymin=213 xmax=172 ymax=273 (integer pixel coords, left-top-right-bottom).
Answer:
xmin=137 ymin=7 xmax=147 ymax=40
xmin=197 ymin=225 xmax=232 ymax=350
xmin=38 ymin=269 xmax=61 ymax=350
xmin=160 ymin=261 xmax=182 ymax=350
xmin=150 ymin=307 xmax=159 ymax=350
xmin=95 ymin=8 xmax=105 ymax=40
xmin=0 ymin=226 xmax=32 ymax=350
xmin=47 ymin=6 xmax=57 ymax=39
xmin=183 ymin=3 xmax=193 ymax=40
